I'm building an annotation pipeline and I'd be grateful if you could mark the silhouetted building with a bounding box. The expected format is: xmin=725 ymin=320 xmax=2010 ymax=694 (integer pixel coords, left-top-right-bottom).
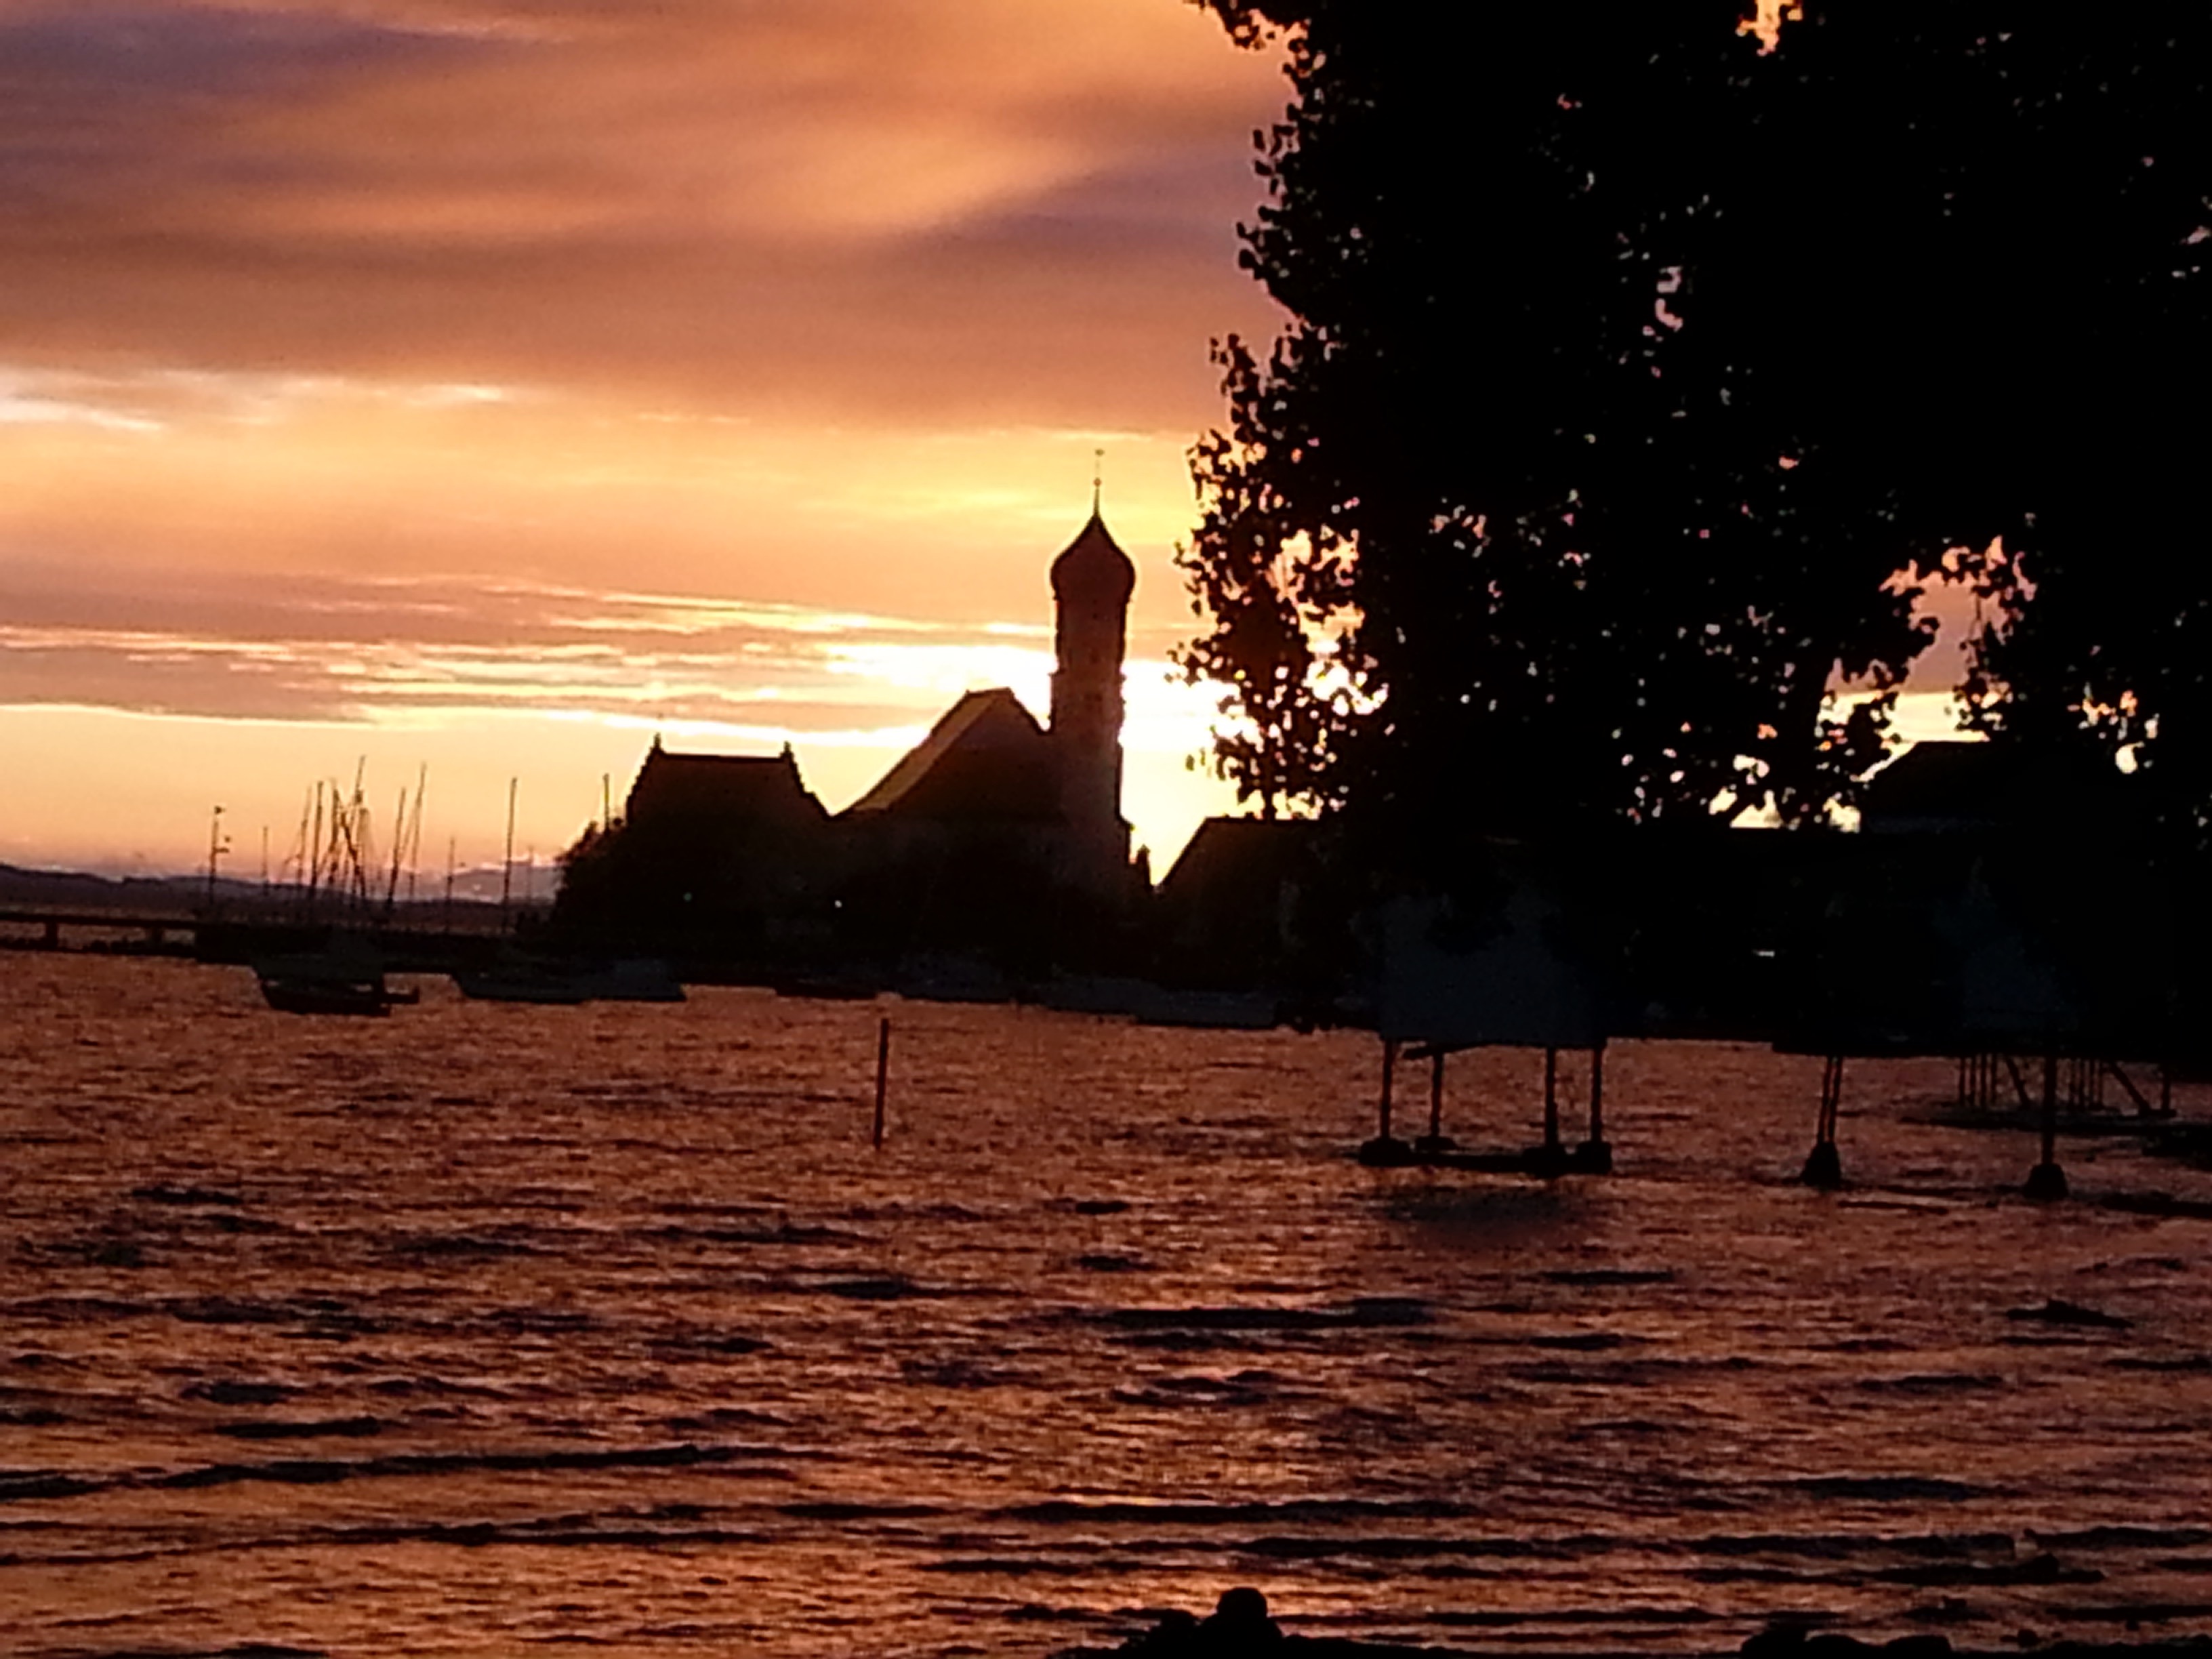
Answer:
xmin=830 ymin=510 xmax=1145 ymax=966
xmin=556 ymin=508 xmax=1145 ymax=973
xmin=1153 ymin=816 xmax=1331 ymax=991
xmin=625 ymin=740 xmax=827 ymax=837
xmin=1858 ymin=738 xmax=2130 ymax=837
xmin=845 ymin=689 xmax=1060 ymax=825
xmin=554 ymin=739 xmax=833 ymax=958
xmin=1049 ymin=509 xmax=1137 ymax=893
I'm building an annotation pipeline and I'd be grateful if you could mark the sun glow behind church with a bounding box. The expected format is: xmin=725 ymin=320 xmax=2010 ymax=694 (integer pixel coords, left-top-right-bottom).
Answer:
xmin=0 ymin=0 xmax=1981 ymax=882
xmin=0 ymin=0 xmax=1289 ymax=880
xmin=0 ymin=369 xmax=1255 ymax=875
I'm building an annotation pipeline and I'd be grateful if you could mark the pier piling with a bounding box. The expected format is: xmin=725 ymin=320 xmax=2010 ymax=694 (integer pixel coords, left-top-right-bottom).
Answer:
xmin=1359 ymin=1039 xmax=1415 ymax=1166
xmin=1414 ymin=1050 xmax=1454 ymax=1153
xmin=1542 ymin=1047 xmax=1561 ymax=1155
xmin=1576 ymin=1043 xmax=1612 ymax=1172
xmin=2024 ymin=1051 xmax=2068 ymax=1199
xmin=1801 ymin=1054 xmax=1845 ymax=1189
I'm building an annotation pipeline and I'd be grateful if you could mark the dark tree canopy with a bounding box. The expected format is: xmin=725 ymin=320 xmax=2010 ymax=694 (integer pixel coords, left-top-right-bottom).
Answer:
xmin=1182 ymin=1 xmax=2212 ymax=846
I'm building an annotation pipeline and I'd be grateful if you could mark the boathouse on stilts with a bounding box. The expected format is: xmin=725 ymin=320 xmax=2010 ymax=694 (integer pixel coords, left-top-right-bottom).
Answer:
xmin=1779 ymin=798 xmax=2186 ymax=1198
xmin=1357 ymin=850 xmax=1618 ymax=1176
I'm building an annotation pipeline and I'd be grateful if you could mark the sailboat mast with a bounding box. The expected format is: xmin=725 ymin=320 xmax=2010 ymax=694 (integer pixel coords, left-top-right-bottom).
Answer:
xmin=306 ymin=781 xmax=325 ymax=914
xmin=406 ymin=764 xmax=428 ymax=907
xmin=499 ymin=777 xmax=518 ymax=919
xmin=383 ymin=786 xmax=408 ymax=917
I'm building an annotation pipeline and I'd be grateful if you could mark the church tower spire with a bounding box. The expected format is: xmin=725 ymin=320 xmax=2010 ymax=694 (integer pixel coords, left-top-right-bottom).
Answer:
xmin=1048 ymin=495 xmax=1136 ymax=886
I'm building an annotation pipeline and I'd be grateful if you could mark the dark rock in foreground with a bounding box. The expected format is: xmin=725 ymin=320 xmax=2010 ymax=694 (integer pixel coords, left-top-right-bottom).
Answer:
xmin=1070 ymin=1592 xmax=2212 ymax=1659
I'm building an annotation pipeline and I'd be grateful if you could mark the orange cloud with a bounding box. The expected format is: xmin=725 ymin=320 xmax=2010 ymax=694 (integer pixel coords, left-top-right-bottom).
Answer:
xmin=0 ymin=0 xmax=1284 ymax=422
xmin=0 ymin=0 xmax=1283 ymax=874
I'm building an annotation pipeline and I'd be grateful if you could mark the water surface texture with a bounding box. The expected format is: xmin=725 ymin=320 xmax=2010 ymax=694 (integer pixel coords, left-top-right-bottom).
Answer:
xmin=4 ymin=955 xmax=2211 ymax=1657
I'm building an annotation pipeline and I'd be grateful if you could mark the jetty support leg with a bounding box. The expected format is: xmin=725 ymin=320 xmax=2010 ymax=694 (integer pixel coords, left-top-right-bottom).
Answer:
xmin=1415 ymin=1049 xmax=1455 ymax=1154
xmin=1801 ymin=1054 xmax=1845 ymax=1189
xmin=1574 ymin=1042 xmax=1614 ymax=1173
xmin=2024 ymin=1052 xmax=2068 ymax=1199
xmin=2104 ymin=1059 xmax=2158 ymax=1119
xmin=1359 ymin=1039 xmax=1414 ymax=1166
xmin=1525 ymin=1045 xmax=1569 ymax=1177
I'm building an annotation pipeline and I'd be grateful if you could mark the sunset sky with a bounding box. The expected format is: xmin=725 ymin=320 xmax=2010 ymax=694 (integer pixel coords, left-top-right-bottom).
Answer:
xmin=1 ymin=1 xmax=1979 ymax=886
xmin=0 ymin=0 xmax=1298 ymax=882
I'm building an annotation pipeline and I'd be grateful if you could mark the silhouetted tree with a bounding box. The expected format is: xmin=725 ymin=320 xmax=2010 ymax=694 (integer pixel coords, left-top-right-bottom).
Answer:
xmin=1700 ymin=5 xmax=2211 ymax=837
xmin=1172 ymin=336 xmax=1345 ymax=819
xmin=1183 ymin=1 xmax=2210 ymax=844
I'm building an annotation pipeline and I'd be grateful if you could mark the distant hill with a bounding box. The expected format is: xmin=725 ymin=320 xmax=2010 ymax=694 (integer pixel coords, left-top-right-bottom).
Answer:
xmin=0 ymin=862 xmax=224 ymax=916
xmin=0 ymin=861 xmax=527 ymax=918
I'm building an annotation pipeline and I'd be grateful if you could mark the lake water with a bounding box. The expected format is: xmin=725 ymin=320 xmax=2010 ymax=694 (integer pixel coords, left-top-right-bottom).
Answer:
xmin=3 ymin=953 xmax=2211 ymax=1658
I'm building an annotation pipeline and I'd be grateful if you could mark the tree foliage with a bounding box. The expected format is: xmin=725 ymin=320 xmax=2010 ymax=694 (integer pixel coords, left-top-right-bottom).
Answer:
xmin=1171 ymin=337 xmax=1344 ymax=820
xmin=1183 ymin=1 xmax=2211 ymax=844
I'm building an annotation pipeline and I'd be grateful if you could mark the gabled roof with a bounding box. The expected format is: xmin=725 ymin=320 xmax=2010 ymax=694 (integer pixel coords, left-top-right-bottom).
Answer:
xmin=1860 ymin=739 xmax=2122 ymax=833
xmin=1158 ymin=815 xmax=1320 ymax=907
xmin=1860 ymin=741 xmax=2016 ymax=823
xmin=625 ymin=742 xmax=825 ymax=831
xmin=844 ymin=688 xmax=1059 ymax=822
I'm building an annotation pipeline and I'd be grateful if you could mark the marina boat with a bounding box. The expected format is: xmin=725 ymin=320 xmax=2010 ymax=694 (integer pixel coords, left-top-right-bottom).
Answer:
xmin=454 ymin=956 xmax=684 ymax=1005
xmin=253 ymin=941 xmax=417 ymax=1017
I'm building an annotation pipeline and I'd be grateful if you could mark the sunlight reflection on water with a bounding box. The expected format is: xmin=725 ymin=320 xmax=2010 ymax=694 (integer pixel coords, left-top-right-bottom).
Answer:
xmin=3 ymin=954 xmax=2211 ymax=1657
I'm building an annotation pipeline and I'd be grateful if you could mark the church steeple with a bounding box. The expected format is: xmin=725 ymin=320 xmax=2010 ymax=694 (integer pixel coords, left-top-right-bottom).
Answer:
xmin=1049 ymin=500 xmax=1136 ymax=884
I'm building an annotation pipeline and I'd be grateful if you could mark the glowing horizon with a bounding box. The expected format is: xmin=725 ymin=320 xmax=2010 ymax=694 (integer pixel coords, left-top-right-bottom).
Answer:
xmin=0 ymin=2 xmax=1985 ymax=884
xmin=0 ymin=0 xmax=1290 ymax=879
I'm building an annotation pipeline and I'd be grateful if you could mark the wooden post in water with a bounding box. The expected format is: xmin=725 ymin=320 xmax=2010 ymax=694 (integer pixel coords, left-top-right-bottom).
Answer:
xmin=2025 ymin=1051 xmax=2068 ymax=1199
xmin=1542 ymin=1047 xmax=1561 ymax=1153
xmin=872 ymin=1017 xmax=891 ymax=1150
xmin=1378 ymin=1038 xmax=1397 ymax=1141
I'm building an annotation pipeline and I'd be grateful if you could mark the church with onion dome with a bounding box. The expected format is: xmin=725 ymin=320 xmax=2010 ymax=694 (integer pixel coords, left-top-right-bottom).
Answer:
xmin=556 ymin=504 xmax=1149 ymax=971
xmin=831 ymin=503 xmax=1148 ymax=956
xmin=841 ymin=503 xmax=1139 ymax=897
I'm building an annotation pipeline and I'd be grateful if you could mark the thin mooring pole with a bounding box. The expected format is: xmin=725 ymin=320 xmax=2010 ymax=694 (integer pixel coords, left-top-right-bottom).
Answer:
xmin=1378 ymin=1038 xmax=1398 ymax=1141
xmin=872 ymin=1016 xmax=892 ymax=1150
xmin=1588 ymin=1042 xmax=1607 ymax=1147
xmin=1542 ymin=1046 xmax=1561 ymax=1151
xmin=1427 ymin=1050 xmax=1445 ymax=1142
